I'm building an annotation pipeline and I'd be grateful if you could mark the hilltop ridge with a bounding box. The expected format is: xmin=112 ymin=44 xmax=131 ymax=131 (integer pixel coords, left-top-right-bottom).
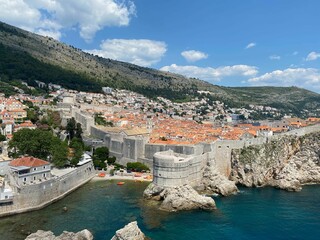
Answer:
xmin=1 ymin=21 xmax=320 ymax=116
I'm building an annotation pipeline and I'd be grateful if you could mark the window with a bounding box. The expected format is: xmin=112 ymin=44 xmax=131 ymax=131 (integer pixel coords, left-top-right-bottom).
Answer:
xmin=33 ymin=168 xmax=37 ymax=171
xmin=43 ymin=173 xmax=46 ymax=177
xmin=34 ymin=176 xmax=36 ymax=181
xmin=23 ymin=177 xmax=27 ymax=182
xmin=43 ymin=166 xmax=46 ymax=169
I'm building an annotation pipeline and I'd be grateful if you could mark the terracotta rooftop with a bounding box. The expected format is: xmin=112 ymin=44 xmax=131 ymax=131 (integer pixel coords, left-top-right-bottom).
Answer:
xmin=9 ymin=156 xmax=50 ymax=168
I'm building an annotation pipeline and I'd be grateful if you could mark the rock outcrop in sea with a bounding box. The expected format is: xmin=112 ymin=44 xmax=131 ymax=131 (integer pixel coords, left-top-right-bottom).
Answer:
xmin=25 ymin=229 xmax=93 ymax=240
xmin=111 ymin=221 xmax=146 ymax=240
xmin=144 ymin=183 xmax=216 ymax=212
xmin=231 ymin=132 xmax=320 ymax=191
xmin=25 ymin=221 xmax=146 ymax=240
xmin=143 ymin=183 xmax=165 ymax=201
xmin=198 ymin=162 xmax=238 ymax=196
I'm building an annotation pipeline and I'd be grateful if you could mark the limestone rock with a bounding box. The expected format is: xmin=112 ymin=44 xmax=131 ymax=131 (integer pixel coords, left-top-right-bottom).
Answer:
xmin=111 ymin=221 xmax=145 ymax=240
xmin=159 ymin=184 xmax=216 ymax=212
xmin=143 ymin=183 xmax=164 ymax=200
xmin=272 ymin=179 xmax=302 ymax=192
xmin=200 ymin=163 xmax=238 ymax=196
xmin=25 ymin=229 xmax=93 ymax=240
xmin=25 ymin=230 xmax=55 ymax=240
xmin=231 ymin=132 xmax=320 ymax=191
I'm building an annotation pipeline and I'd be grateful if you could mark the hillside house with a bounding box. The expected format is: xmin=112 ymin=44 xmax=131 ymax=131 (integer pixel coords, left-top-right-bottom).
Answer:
xmin=9 ymin=157 xmax=51 ymax=185
xmin=8 ymin=109 xmax=27 ymax=121
xmin=14 ymin=120 xmax=36 ymax=132
xmin=0 ymin=109 xmax=27 ymax=121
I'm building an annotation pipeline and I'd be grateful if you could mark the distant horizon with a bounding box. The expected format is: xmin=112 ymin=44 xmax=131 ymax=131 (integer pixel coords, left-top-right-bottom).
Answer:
xmin=0 ymin=1 xmax=319 ymax=92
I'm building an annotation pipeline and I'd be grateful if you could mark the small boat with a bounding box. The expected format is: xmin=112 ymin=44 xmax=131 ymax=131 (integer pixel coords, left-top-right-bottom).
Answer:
xmin=98 ymin=172 xmax=106 ymax=177
xmin=117 ymin=182 xmax=125 ymax=185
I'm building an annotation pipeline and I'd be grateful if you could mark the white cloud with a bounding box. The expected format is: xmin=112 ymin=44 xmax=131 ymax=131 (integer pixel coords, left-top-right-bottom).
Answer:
xmin=0 ymin=0 xmax=42 ymax=31
xmin=245 ymin=42 xmax=256 ymax=49
xmin=87 ymin=39 xmax=167 ymax=67
xmin=269 ymin=55 xmax=281 ymax=60
xmin=306 ymin=51 xmax=320 ymax=61
xmin=181 ymin=50 xmax=208 ymax=62
xmin=247 ymin=68 xmax=320 ymax=90
xmin=292 ymin=51 xmax=298 ymax=56
xmin=0 ymin=0 xmax=135 ymax=41
xmin=160 ymin=64 xmax=258 ymax=82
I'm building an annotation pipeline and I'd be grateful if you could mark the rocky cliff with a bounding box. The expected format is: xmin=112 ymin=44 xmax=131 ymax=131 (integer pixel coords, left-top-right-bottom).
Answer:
xmin=231 ymin=132 xmax=320 ymax=191
xmin=197 ymin=162 xmax=238 ymax=196
xmin=144 ymin=183 xmax=216 ymax=212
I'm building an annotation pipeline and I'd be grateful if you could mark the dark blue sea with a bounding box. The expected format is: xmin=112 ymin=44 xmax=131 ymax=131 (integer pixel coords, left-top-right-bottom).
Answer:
xmin=0 ymin=180 xmax=319 ymax=240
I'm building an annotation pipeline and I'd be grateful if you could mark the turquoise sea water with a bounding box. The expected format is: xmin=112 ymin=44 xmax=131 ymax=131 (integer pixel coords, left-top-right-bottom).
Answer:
xmin=0 ymin=180 xmax=319 ymax=240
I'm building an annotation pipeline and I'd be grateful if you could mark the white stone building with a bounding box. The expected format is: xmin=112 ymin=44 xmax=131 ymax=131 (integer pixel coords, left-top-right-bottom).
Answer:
xmin=9 ymin=157 xmax=52 ymax=185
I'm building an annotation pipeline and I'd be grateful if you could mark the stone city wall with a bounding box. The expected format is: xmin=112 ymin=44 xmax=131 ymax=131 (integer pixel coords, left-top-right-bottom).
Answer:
xmin=0 ymin=162 xmax=95 ymax=217
xmin=89 ymin=122 xmax=320 ymax=187
xmin=278 ymin=124 xmax=320 ymax=137
xmin=90 ymin=127 xmax=148 ymax=166
xmin=71 ymin=107 xmax=94 ymax=135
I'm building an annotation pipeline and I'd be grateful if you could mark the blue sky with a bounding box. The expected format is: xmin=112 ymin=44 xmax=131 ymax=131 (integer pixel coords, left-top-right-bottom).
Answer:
xmin=1 ymin=0 xmax=320 ymax=92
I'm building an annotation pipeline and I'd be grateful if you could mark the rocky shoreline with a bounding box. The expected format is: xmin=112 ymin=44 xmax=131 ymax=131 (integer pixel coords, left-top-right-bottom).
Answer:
xmin=24 ymin=132 xmax=320 ymax=238
xmin=25 ymin=221 xmax=146 ymax=240
xmin=197 ymin=161 xmax=239 ymax=196
xmin=142 ymin=132 xmax=320 ymax=212
xmin=144 ymin=183 xmax=216 ymax=212
xmin=231 ymin=132 xmax=320 ymax=191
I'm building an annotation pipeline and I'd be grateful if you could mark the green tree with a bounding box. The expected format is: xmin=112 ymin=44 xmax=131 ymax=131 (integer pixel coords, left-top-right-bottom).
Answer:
xmin=69 ymin=137 xmax=84 ymax=166
xmin=75 ymin=123 xmax=83 ymax=139
xmin=0 ymin=133 xmax=6 ymax=142
xmin=66 ymin=117 xmax=76 ymax=140
xmin=51 ymin=138 xmax=68 ymax=168
xmin=9 ymin=128 xmax=68 ymax=167
xmin=126 ymin=162 xmax=150 ymax=172
xmin=107 ymin=156 xmax=116 ymax=165
xmin=93 ymin=146 xmax=109 ymax=169
xmin=238 ymin=114 xmax=246 ymax=121
xmin=26 ymin=108 xmax=39 ymax=123
xmin=94 ymin=113 xmax=107 ymax=126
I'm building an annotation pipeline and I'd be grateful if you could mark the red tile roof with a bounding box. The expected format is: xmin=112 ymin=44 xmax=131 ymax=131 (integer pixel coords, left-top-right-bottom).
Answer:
xmin=9 ymin=156 xmax=50 ymax=167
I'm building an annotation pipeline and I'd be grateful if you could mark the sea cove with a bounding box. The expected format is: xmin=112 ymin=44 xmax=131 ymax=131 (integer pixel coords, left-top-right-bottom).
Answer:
xmin=0 ymin=180 xmax=319 ymax=240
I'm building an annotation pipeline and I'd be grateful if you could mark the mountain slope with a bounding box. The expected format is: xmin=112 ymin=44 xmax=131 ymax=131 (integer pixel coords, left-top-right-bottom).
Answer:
xmin=220 ymin=86 xmax=320 ymax=114
xmin=0 ymin=21 xmax=220 ymax=100
xmin=0 ymin=21 xmax=320 ymax=116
